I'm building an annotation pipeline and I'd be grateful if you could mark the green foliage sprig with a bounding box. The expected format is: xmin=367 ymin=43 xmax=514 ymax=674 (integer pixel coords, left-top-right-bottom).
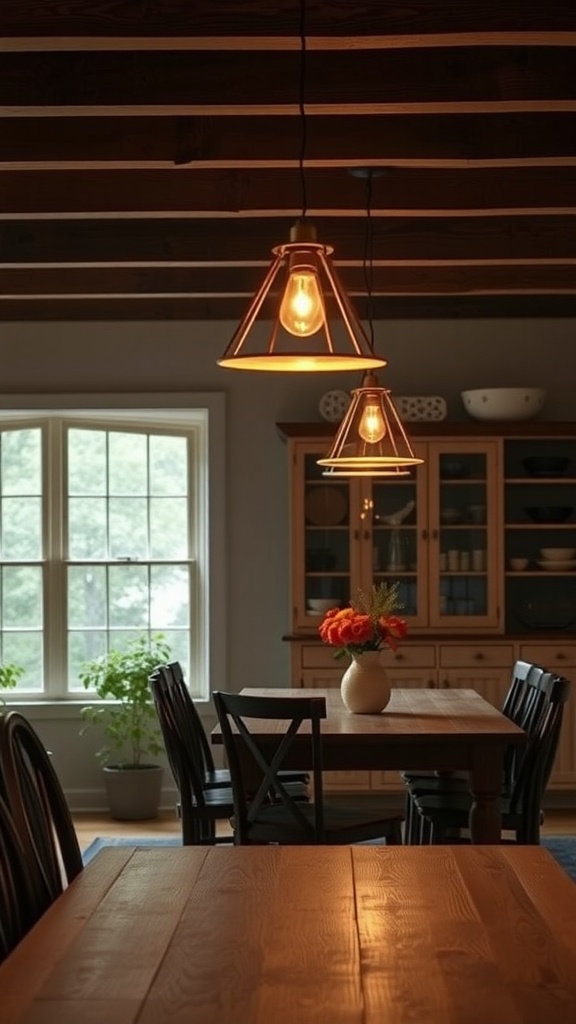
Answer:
xmin=79 ymin=634 xmax=171 ymax=768
xmin=0 ymin=662 xmax=25 ymax=708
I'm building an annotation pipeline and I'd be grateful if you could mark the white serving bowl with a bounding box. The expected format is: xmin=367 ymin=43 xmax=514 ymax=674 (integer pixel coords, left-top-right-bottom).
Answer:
xmin=461 ymin=388 xmax=546 ymax=421
xmin=540 ymin=547 xmax=576 ymax=561
xmin=307 ymin=598 xmax=338 ymax=614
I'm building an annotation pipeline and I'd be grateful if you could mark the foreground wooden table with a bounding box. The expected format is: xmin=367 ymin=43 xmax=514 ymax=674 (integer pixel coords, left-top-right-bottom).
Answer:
xmin=2 ymin=845 xmax=576 ymax=1024
xmin=212 ymin=687 xmax=526 ymax=843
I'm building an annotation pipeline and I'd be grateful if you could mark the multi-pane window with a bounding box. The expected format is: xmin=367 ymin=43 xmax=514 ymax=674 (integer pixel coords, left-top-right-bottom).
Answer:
xmin=0 ymin=410 xmax=212 ymax=700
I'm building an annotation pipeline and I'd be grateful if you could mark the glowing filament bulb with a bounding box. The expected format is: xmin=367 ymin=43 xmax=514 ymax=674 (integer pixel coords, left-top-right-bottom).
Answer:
xmin=358 ymin=400 xmax=386 ymax=444
xmin=279 ymin=269 xmax=325 ymax=337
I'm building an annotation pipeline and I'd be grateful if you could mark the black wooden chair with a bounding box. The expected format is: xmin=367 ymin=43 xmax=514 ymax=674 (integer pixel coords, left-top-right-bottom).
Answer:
xmin=166 ymin=661 xmax=309 ymax=790
xmin=0 ymin=793 xmax=39 ymax=962
xmin=213 ymin=690 xmax=404 ymax=845
xmin=410 ymin=672 xmax=570 ymax=844
xmin=149 ymin=665 xmax=236 ymax=844
xmin=401 ymin=659 xmax=546 ymax=843
xmin=0 ymin=711 xmax=83 ymax=918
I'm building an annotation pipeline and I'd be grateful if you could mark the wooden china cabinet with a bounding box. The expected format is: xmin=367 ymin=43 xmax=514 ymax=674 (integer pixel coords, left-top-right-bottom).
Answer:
xmin=278 ymin=421 xmax=576 ymax=795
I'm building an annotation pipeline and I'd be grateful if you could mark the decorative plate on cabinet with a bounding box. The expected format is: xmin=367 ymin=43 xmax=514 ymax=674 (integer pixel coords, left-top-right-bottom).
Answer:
xmin=392 ymin=395 xmax=447 ymax=421
xmin=318 ymin=389 xmax=351 ymax=423
xmin=305 ymin=486 xmax=348 ymax=525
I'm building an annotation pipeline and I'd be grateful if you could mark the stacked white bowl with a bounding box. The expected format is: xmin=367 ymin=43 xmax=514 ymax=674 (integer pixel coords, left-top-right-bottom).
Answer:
xmin=537 ymin=547 xmax=576 ymax=571
xmin=307 ymin=598 xmax=339 ymax=615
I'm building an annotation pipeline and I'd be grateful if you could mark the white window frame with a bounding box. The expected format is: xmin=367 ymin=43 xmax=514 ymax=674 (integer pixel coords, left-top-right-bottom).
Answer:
xmin=0 ymin=392 xmax=225 ymax=706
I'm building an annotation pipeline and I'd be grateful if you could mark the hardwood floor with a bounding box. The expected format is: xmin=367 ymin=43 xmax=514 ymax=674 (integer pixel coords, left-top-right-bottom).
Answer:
xmin=72 ymin=807 xmax=576 ymax=852
xmin=73 ymin=810 xmax=182 ymax=850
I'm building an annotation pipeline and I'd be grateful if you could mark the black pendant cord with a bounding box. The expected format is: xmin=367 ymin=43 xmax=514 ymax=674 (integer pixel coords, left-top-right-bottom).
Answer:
xmin=363 ymin=172 xmax=375 ymax=352
xmin=298 ymin=0 xmax=308 ymax=220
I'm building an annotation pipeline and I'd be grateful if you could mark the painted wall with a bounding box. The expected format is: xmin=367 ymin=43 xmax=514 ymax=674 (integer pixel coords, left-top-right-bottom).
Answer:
xmin=1 ymin=316 xmax=574 ymax=809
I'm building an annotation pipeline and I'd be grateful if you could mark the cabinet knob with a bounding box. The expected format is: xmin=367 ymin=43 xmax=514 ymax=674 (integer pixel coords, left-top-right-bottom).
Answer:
xmin=394 ymin=653 xmax=404 ymax=662
xmin=555 ymin=652 xmax=566 ymax=661
xmin=473 ymin=651 xmax=484 ymax=661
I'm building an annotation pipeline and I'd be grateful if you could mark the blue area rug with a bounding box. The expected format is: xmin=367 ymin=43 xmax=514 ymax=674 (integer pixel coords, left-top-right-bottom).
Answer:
xmin=83 ymin=834 xmax=576 ymax=880
xmin=83 ymin=835 xmax=181 ymax=865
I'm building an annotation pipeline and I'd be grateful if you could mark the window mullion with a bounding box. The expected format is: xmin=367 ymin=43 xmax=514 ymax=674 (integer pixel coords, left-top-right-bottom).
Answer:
xmin=43 ymin=419 xmax=67 ymax=699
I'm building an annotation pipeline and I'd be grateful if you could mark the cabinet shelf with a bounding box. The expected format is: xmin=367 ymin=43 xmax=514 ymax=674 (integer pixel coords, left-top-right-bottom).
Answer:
xmin=505 ymin=477 xmax=576 ymax=484
xmin=505 ymin=523 xmax=576 ymax=529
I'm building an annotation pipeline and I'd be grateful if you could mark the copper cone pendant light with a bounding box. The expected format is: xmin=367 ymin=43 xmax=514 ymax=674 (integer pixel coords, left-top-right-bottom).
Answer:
xmin=217 ymin=221 xmax=387 ymax=372
xmin=217 ymin=0 xmax=385 ymax=373
xmin=318 ymin=372 xmax=423 ymax=473
xmin=318 ymin=171 xmax=423 ymax=475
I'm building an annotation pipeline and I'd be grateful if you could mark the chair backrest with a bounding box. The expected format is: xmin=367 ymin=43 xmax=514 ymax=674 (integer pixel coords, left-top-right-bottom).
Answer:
xmin=168 ymin=661 xmax=216 ymax=774
xmin=213 ymin=691 xmax=326 ymax=843
xmin=149 ymin=664 xmax=215 ymax=817
xmin=502 ymin=659 xmax=542 ymax=720
xmin=0 ymin=793 xmax=38 ymax=962
xmin=509 ymin=673 xmax=571 ymax=840
xmin=501 ymin=660 xmax=547 ymax=784
xmin=0 ymin=711 xmax=83 ymax=914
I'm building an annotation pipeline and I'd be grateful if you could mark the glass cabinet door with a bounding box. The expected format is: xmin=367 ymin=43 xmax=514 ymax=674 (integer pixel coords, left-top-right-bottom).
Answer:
xmin=367 ymin=453 xmax=426 ymax=626
xmin=429 ymin=441 xmax=501 ymax=629
xmin=294 ymin=445 xmax=358 ymax=629
xmin=292 ymin=438 xmax=501 ymax=633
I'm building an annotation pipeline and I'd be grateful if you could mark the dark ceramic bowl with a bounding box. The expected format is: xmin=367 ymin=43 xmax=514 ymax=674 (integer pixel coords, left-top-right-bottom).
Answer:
xmin=525 ymin=506 xmax=573 ymax=524
xmin=523 ymin=456 xmax=571 ymax=477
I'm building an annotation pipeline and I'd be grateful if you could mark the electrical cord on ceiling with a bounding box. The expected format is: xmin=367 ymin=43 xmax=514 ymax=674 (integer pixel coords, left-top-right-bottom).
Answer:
xmin=362 ymin=171 xmax=376 ymax=352
xmin=298 ymin=0 xmax=308 ymax=219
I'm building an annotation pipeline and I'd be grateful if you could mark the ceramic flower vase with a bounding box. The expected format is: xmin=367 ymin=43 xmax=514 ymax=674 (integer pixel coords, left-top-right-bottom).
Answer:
xmin=340 ymin=650 xmax=391 ymax=714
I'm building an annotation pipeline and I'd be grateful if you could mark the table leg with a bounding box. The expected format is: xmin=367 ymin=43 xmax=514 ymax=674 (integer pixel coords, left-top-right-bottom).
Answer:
xmin=468 ymin=748 xmax=503 ymax=843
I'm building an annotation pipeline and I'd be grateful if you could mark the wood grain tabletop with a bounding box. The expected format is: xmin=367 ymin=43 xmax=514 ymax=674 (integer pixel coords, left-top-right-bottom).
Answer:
xmin=1 ymin=844 xmax=575 ymax=1024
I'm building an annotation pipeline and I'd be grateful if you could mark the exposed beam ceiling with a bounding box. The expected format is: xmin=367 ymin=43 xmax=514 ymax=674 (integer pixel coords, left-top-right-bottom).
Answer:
xmin=2 ymin=1 xmax=576 ymax=321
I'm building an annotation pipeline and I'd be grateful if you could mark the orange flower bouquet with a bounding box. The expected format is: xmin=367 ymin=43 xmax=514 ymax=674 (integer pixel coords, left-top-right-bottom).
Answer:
xmin=318 ymin=582 xmax=408 ymax=660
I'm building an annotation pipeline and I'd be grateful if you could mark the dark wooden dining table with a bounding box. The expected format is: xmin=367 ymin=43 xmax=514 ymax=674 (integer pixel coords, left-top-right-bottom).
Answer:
xmin=2 ymin=845 xmax=575 ymax=1024
xmin=212 ymin=686 xmax=526 ymax=843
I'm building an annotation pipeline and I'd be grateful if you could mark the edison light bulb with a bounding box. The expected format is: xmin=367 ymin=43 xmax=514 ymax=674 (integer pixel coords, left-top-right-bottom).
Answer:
xmin=279 ymin=268 xmax=325 ymax=337
xmin=358 ymin=401 xmax=386 ymax=444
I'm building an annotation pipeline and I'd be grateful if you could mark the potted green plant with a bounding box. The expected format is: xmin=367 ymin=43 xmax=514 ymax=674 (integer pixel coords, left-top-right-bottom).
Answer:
xmin=79 ymin=634 xmax=171 ymax=821
xmin=0 ymin=662 xmax=25 ymax=709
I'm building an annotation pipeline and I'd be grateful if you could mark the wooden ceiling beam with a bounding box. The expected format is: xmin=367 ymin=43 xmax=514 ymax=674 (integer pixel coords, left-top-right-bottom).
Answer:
xmin=3 ymin=166 xmax=576 ymax=217
xmin=2 ymin=216 xmax=576 ymax=264
xmin=0 ymin=264 xmax=574 ymax=297
xmin=1 ymin=2 xmax=576 ymax=39
xmin=1 ymin=295 xmax=576 ymax=322
xmin=1 ymin=48 xmax=575 ymax=116
xmin=4 ymin=34 xmax=576 ymax=55
xmin=4 ymin=113 xmax=576 ymax=168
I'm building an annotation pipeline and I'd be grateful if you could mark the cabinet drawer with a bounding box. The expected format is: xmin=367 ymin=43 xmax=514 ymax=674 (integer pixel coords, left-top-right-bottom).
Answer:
xmin=439 ymin=644 xmax=515 ymax=668
xmin=518 ymin=644 xmax=576 ymax=670
xmin=387 ymin=645 xmax=436 ymax=668
xmin=301 ymin=645 xmax=342 ymax=669
xmin=301 ymin=643 xmax=435 ymax=669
